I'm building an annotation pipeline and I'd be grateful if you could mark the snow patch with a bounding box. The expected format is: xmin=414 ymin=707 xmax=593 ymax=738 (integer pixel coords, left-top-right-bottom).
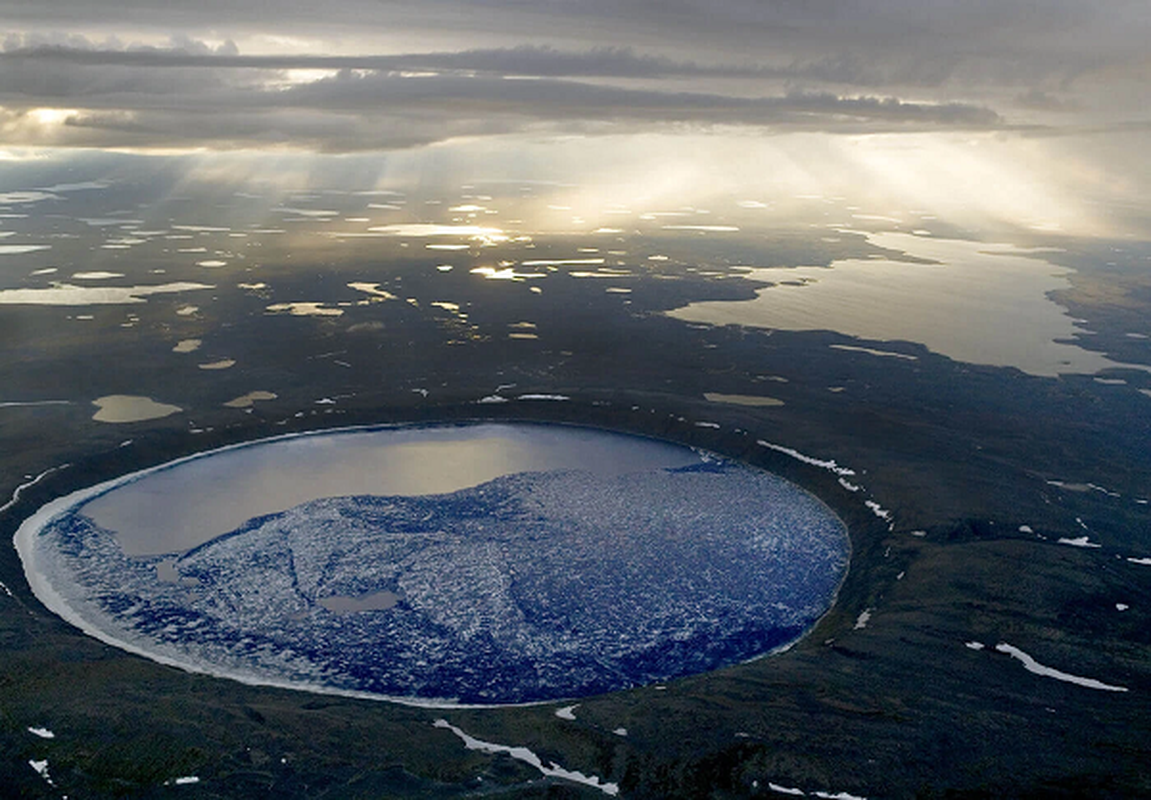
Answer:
xmin=837 ymin=478 xmax=860 ymax=492
xmin=756 ymin=440 xmax=856 ymax=476
xmin=965 ymin=641 xmax=985 ymax=651
xmin=476 ymin=394 xmax=509 ymax=404
xmin=0 ymin=400 xmax=71 ymax=408
xmin=1125 ymin=557 xmax=1151 ymax=565
xmin=1057 ymin=536 xmax=1101 ymax=549
xmin=853 ymin=609 xmax=872 ymax=630
xmin=1019 ymin=525 xmax=1033 ymax=534
xmin=1116 ymin=604 xmax=1129 ymax=612
xmin=612 ymin=727 xmax=627 ymax=736
xmin=769 ymin=783 xmax=806 ymax=796
xmin=555 ymin=704 xmax=579 ymax=720
xmin=994 ymin=643 xmax=1128 ymax=692
xmin=864 ymin=500 xmax=892 ymax=521
xmin=829 ymin=344 xmax=918 ymax=361
xmin=27 ymin=726 xmax=55 ymax=739
xmin=28 ymin=759 xmax=53 ymax=786
xmin=517 ymin=394 xmax=570 ymax=401
xmin=433 ymin=719 xmax=619 ymax=795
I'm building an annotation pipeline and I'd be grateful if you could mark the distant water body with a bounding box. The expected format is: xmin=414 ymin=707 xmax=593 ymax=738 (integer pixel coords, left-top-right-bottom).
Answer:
xmin=16 ymin=423 xmax=849 ymax=706
xmin=670 ymin=232 xmax=1143 ymax=377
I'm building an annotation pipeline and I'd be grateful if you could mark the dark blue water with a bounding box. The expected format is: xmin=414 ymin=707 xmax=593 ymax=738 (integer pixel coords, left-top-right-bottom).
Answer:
xmin=29 ymin=424 xmax=849 ymax=705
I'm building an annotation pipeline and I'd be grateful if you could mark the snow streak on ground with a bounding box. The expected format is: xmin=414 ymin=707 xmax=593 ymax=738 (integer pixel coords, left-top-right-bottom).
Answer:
xmin=1057 ymin=536 xmax=1101 ymax=548
xmin=762 ymin=781 xmax=868 ymax=798
xmin=28 ymin=759 xmax=54 ymax=787
xmin=0 ymin=400 xmax=71 ymax=408
xmin=756 ymin=440 xmax=856 ymax=476
xmin=994 ymin=643 xmax=1128 ymax=692
xmin=1 ymin=465 xmax=69 ymax=515
xmin=756 ymin=439 xmax=897 ymax=530
xmin=433 ymin=719 xmax=619 ymax=795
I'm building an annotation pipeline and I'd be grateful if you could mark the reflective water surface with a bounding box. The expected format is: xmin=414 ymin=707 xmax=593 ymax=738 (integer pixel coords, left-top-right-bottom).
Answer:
xmin=19 ymin=423 xmax=849 ymax=705
xmin=669 ymin=232 xmax=1144 ymax=377
xmin=90 ymin=395 xmax=183 ymax=424
xmin=83 ymin=423 xmax=699 ymax=555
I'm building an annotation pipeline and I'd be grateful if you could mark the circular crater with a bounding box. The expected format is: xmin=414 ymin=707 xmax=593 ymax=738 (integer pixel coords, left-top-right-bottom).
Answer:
xmin=16 ymin=423 xmax=849 ymax=705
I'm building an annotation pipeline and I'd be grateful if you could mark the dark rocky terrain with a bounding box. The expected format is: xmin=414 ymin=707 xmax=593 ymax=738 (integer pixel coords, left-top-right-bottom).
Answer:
xmin=1 ymin=172 xmax=1149 ymax=798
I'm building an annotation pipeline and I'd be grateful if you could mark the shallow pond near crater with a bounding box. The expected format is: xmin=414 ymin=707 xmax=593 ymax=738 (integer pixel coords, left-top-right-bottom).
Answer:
xmin=16 ymin=423 xmax=849 ymax=706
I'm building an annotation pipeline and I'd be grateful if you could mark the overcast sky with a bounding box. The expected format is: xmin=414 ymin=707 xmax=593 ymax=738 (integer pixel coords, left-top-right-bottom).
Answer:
xmin=0 ymin=0 xmax=1147 ymax=148
xmin=0 ymin=1 xmax=1147 ymax=234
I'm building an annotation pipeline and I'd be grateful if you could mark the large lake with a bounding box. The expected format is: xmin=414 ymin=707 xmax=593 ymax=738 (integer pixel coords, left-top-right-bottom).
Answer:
xmin=17 ymin=423 xmax=849 ymax=706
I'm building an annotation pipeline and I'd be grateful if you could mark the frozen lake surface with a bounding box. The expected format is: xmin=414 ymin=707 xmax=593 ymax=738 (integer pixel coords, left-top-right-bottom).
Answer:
xmin=17 ymin=423 xmax=849 ymax=705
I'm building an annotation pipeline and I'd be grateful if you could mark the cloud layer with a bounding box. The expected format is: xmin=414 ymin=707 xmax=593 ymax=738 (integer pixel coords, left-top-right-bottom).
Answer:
xmin=0 ymin=0 xmax=1147 ymax=152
